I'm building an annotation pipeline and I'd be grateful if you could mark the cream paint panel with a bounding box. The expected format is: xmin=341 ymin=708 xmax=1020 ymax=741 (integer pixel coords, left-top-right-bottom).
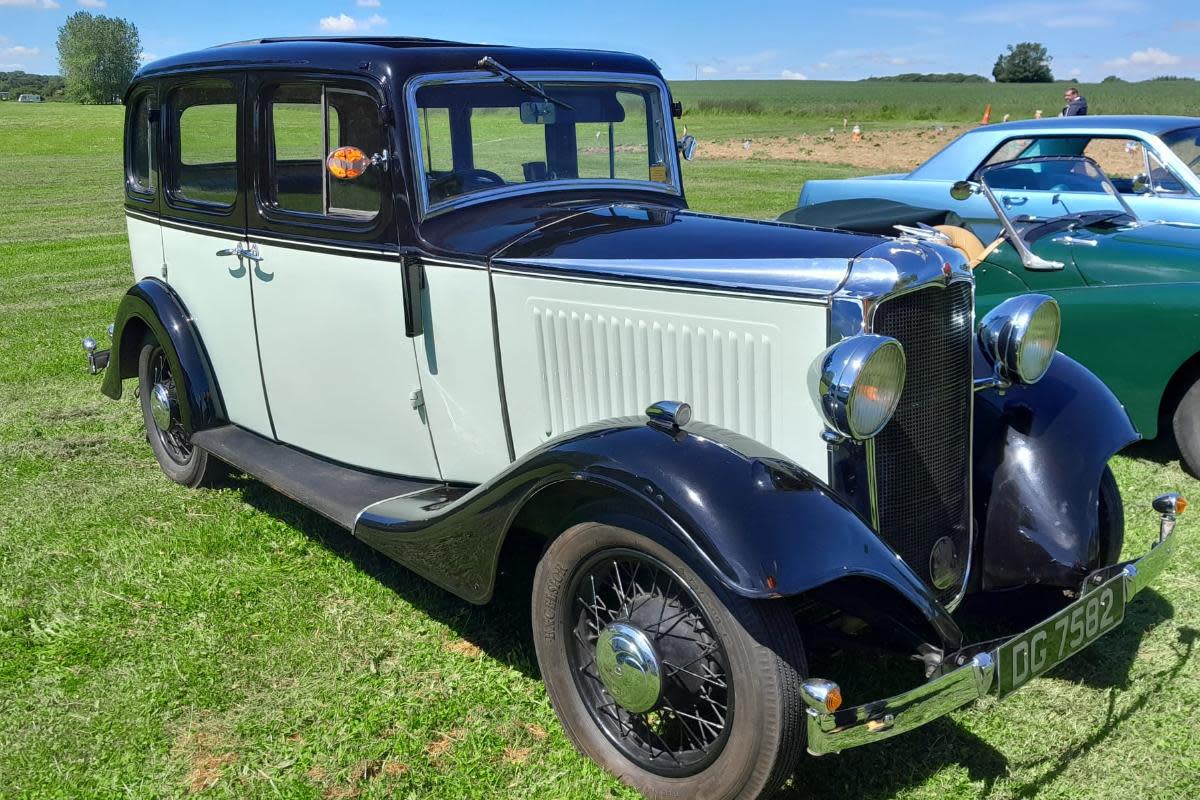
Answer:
xmin=125 ymin=216 xmax=163 ymax=281
xmin=250 ymin=243 xmax=440 ymax=479
xmin=160 ymin=225 xmax=273 ymax=437
xmin=493 ymin=275 xmax=830 ymax=479
xmin=415 ymin=264 xmax=510 ymax=483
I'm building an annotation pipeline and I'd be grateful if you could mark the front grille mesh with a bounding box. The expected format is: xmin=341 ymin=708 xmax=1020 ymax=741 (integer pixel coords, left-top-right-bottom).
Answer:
xmin=872 ymin=282 xmax=973 ymax=599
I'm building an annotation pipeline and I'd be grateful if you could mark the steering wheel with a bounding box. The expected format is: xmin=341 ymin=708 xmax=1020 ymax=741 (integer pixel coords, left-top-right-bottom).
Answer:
xmin=428 ymin=168 xmax=505 ymax=200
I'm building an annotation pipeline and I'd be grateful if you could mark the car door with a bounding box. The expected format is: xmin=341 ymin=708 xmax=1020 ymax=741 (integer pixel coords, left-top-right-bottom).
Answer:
xmin=246 ymin=76 xmax=440 ymax=479
xmin=160 ymin=76 xmax=273 ymax=437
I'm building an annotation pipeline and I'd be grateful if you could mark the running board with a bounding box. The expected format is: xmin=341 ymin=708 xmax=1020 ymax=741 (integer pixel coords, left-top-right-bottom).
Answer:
xmin=191 ymin=425 xmax=440 ymax=530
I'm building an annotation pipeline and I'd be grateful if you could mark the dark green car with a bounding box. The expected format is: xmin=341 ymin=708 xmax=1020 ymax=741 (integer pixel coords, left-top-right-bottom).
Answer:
xmin=786 ymin=155 xmax=1200 ymax=474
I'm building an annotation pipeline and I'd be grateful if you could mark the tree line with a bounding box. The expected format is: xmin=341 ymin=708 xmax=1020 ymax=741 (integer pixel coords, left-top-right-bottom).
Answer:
xmin=0 ymin=71 xmax=65 ymax=99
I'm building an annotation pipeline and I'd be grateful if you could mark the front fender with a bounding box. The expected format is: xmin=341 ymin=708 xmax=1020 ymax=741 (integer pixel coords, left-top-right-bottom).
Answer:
xmin=101 ymin=278 xmax=225 ymax=433
xmin=973 ymin=346 xmax=1138 ymax=590
xmin=354 ymin=419 xmax=961 ymax=648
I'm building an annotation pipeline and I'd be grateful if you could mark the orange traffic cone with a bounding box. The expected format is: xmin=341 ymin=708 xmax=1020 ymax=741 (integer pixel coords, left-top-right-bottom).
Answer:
xmin=981 ymin=104 xmax=992 ymax=124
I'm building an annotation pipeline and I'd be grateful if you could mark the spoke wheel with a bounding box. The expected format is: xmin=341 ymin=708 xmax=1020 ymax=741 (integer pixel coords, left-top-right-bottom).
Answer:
xmin=567 ymin=549 xmax=732 ymax=777
xmin=148 ymin=346 xmax=193 ymax=465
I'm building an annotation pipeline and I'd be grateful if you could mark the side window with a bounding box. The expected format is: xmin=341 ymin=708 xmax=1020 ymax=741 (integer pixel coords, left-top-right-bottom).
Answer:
xmin=983 ymin=138 xmax=1034 ymax=167
xmin=127 ymin=93 xmax=155 ymax=195
xmin=170 ymin=83 xmax=238 ymax=207
xmin=265 ymin=83 xmax=383 ymax=219
xmin=1082 ymin=137 xmax=1144 ymax=186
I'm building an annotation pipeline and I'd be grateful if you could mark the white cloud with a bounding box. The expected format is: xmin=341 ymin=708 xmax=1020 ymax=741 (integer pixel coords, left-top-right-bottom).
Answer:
xmin=140 ymin=52 xmax=159 ymax=63
xmin=1175 ymin=19 xmax=1200 ymax=30
xmin=961 ymin=0 xmax=1141 ymax=28
xmin=1107 ymin=47 xmax=1182 ymax=69
xmin=699 ymin=65 xmax=718 ymax=75
xmin=0 ymin=0 xmax=60 ymax=7
xmin=1 ymin=45 xmax=39 ymax=58
xmin=781 ymin=69 xmax=808 ymax=80
xmin=319 ymin=12 xmax=386 ymax=32
xmin=77 ymin=0 xmax=106 ymax=7
xmin=816 ymin=62 xmax=831 ymax=70
xmin=356 ymin=0 xmax=381 ymax=5
xmin=0 ymin=62 xmax=27 ymax=70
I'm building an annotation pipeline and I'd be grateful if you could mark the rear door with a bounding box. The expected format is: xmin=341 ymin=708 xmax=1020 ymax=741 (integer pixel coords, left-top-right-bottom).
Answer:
xmin=245 ymin=75 xmax=439 ymax=478
xmin=160 ymin=76 xmax=273 ymax=437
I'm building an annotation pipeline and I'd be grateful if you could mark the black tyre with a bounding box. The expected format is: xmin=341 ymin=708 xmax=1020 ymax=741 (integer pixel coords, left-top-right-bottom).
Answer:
xmin=137 ymin=337 xmax=224 ymax=488
xmin=1173 ymin=378 xmax=1200 ymax=478
xmin=532 ymin=522 xmax=807 ymax=800
xmin=1095 ymin=464 xmax=1124 ymax=568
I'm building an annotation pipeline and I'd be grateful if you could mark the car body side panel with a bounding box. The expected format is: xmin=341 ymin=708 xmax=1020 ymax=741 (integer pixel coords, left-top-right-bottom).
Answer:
xmin=489 ymin=271 xmax=831 ymax=478
xmin=973 ymin=349 xmax=1138 ymax=590
xmin=125 ymin=214 xmax=163 ymax=282
xmin=353 ymin=419 xmax=963 ymax=648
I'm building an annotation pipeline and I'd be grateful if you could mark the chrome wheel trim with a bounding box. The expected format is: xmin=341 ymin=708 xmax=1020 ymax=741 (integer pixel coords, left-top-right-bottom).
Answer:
xmin=565 ymin=548 xmax=733 ymax=778
xmin=150 ymin=382 xmax=173 ymax=431
xmin=595 ymin=622 xmax=662 ymax=714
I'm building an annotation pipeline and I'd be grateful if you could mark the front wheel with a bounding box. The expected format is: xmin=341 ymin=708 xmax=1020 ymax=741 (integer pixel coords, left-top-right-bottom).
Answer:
xmin=1173 ymin=377 xmax=1200 ymax=478
xmin=137 ymin=337 xmax=224 ymax=488
xmin=532 ymin=522 xmax=807 ymax=800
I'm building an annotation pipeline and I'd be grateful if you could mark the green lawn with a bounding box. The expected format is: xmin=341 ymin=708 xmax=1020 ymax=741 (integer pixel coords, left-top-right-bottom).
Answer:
xmin=1 ymin=102 xmax=1198 ymax=799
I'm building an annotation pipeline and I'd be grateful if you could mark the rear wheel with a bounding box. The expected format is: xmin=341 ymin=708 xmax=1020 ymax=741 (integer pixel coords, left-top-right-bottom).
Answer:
xmin=1173 ymin=377 xmax=1200 ymax=477
xmin=532 ymin=522 xmax=807 ymax=800
xmin=137 ymin=337 xmax=224 ymax=488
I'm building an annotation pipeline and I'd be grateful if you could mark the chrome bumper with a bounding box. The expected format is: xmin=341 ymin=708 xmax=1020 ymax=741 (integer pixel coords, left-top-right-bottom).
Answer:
xmin=82 ymin=328 xmax=112 ymax=375
xmin=805 ymin=495 xmax=1184 ymax=756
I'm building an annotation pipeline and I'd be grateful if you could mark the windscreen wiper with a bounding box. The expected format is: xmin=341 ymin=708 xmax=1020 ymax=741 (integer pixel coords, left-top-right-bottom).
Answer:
xmin=477 ymin=56 xmax=573 ymax=111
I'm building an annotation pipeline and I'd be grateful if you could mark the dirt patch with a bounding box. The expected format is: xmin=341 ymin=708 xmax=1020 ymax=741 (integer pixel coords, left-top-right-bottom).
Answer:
xmin=520 ymin=722 xmax=548 ymax=740
xmin=699 ymin=126 xmax=971 ymax=172
xmin=503 ymin=746 xmax=532 ymax=764
xmin=185 ymin=752 xmax=237 ymax=794
xmin=426 ymin=729 xmax=467 ymax=763
xmin=443 ymin=638 xmax=482 ymax=658
xmin=172 ymin=724 xmax=239 ymax=795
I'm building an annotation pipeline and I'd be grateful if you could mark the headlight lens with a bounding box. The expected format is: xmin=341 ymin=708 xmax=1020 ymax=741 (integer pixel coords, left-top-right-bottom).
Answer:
xmin=978 ymin=295 xmax=1060 ymax=385
xmin=819 ymin=335 xmax=906 ymax=440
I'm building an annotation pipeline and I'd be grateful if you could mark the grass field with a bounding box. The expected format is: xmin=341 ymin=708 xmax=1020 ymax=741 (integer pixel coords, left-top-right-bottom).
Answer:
xmin=2 ymin=96 xmax=1199 ymax=799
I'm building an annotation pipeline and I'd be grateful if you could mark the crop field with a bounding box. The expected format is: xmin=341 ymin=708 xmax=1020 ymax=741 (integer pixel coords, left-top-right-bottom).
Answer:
xmin=2 ymin=94 xmax=1199 ymax=799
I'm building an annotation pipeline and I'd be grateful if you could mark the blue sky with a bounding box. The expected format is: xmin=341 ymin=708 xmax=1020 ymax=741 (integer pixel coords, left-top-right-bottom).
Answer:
xmin=2 ymin=0 xmax=1199 ymax=82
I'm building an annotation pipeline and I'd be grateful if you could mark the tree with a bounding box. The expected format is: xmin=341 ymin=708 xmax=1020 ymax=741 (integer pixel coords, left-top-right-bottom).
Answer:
xmin=56 ymin=11 xmax=140 ymax=104
xmin=1101 ymin=75 xmax=1125 ymax=83
xmin=992 ymin=42 xmax=1054 ymax=83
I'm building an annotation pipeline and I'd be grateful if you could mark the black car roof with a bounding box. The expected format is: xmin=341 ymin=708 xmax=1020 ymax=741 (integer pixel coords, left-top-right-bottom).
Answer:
xmin=133 ymin=36 xmax=664 ymax=85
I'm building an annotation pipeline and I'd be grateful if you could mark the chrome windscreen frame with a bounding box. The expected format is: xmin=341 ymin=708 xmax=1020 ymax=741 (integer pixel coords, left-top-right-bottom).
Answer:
xmin=401 ymin=70 xmax=683 ymax=220
xmin=824 ymin=238 xmax=976 ymax=610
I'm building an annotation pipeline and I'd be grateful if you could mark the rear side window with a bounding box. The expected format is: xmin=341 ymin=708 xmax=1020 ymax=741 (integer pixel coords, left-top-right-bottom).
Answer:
xmin=265 ymin=83 xmax=384 ymax=219
xmin=127 ymin=93 xmax=155 ymax=195
xmin=170 ymin=82 xmax=238 ymax=207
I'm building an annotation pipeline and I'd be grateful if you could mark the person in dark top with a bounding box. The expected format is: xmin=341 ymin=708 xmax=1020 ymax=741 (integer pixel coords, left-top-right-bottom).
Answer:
xmin=1061 ymin=87 xmax=1088 ymax=116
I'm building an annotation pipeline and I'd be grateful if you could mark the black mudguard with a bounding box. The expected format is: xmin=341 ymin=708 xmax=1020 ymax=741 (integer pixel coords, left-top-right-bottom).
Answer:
xmin=973 ymin=346 xmax=1138 ymax=590
xmin=101 ymin=278 xmax=225 ymax=433
xmin=354 ymin=419 xmax=962 ymax=649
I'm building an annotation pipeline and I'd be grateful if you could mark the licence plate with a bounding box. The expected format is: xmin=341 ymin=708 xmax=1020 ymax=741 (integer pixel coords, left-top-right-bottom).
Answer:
xmin=996 ymin=575 xmax=1126 ymax=698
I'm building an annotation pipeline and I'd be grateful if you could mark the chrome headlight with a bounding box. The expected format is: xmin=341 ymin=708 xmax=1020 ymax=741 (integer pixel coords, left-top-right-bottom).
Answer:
xmin=818 ymin=335 xmax=906 ymax=440
xmin=978 ymin=295 xmax=1060 ymax=385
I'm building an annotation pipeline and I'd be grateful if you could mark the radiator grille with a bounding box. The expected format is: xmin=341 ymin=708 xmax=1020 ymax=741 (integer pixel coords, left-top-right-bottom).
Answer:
xmin=871 ymin=281 xmax=973 ymax=599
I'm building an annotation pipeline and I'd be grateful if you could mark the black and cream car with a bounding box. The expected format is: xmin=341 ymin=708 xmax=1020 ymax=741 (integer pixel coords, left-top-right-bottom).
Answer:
xmin=87 ymin=36 xmax=1185 ymax=800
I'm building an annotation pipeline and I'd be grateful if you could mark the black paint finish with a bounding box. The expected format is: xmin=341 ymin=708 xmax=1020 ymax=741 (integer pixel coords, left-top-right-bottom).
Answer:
xmin=354 ymin=418 xmax=963 ymax=649
xmin=102 ymin=278 xmax=226 ymax=434
xmin=972 ymin=346 xmax=1139 ymax=590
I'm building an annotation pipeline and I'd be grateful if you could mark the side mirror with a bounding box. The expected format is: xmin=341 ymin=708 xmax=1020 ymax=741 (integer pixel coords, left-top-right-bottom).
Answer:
xmin=949 ymin=180 xmax=977 ymax=202
xmin=677 ymin=133 xmax=697 ymax=162
xmin=1131 ymin=173 xmax=1151 ymax=195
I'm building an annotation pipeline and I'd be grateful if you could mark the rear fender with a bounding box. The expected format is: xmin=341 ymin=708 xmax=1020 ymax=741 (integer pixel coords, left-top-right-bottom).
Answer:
xmin=973 ymin=345 xmax=1138 ymax=590
xmin=101 ymin=278 xmax=225 ymax=433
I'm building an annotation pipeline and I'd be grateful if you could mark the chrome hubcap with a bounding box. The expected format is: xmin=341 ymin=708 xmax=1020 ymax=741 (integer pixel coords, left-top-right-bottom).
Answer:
xmin=596 ymin=622 xmax=662 ymax=713
xmin=150 ymin=382 xmax=174 ymax=431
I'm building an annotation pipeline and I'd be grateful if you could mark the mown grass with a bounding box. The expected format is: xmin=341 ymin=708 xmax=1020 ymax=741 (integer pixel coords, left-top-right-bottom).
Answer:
xmin=2 ymin=100 xmax=1199 ymax=800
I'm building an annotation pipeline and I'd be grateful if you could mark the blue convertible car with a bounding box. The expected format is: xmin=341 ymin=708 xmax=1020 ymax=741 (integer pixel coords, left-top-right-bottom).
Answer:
xmin=799 ymin=116 xmax=1200 ymax=235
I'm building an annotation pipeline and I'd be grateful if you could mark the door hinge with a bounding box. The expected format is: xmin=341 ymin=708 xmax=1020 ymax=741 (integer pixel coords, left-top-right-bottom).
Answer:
xmin=409 ymin=389 xmax=425 ymax=410
xmin=161 ymin=262 xmax=168 ymax=280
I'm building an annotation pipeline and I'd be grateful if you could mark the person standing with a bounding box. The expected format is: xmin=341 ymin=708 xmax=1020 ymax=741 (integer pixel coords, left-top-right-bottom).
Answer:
xmin=1061 ymin=87 xmax=1088 ymax=116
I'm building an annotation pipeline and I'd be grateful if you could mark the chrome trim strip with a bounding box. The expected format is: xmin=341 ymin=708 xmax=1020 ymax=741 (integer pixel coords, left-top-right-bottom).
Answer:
xmin=403 ymin=70 xmax=682 ymax=221
xmin=806 ymin=512 xmax=1183 ymax=755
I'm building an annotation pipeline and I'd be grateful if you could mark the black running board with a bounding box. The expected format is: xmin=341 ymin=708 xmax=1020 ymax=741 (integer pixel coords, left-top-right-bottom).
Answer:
xmin=191 ymin=425 xmax=439 ymax=530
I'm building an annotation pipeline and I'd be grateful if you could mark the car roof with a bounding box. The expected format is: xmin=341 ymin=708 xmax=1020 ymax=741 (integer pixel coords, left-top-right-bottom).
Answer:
xmin=971 ymin=115 xmax=1200 ymax=136
xmin=132 ymin=36 xmax=664 ymax=87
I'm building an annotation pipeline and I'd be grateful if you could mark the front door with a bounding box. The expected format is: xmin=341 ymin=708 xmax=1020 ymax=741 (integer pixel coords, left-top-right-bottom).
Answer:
xmin=245 ymin=77 xmax=440 ymax=479
xmin=160 ymin=76 xmax=273 ymax=437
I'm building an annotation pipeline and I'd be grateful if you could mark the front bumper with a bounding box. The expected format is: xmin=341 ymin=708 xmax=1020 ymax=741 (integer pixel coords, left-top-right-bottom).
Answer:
xmin=805 ymin=496 xmax=1183 ymax=755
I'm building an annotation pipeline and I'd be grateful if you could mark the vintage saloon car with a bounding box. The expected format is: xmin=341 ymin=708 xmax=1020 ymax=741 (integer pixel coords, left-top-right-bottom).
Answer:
xmin=86 ymin=37 xmax=1184 ymax=800
xmin=799 ymin=116 xmax=1200 ymax=230
xmin=786 ymin=155 xmax=1200 ymax=476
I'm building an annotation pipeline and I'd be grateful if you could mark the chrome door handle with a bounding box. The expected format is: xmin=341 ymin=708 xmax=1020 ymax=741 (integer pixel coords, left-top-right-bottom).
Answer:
xmin=1002 ymin=195 xmax=1027 ymax=207
xmin=215 ymin=245 xmax=263 ymax=263
xmin=1052 ymin=235 xmax=1098 ymax=247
